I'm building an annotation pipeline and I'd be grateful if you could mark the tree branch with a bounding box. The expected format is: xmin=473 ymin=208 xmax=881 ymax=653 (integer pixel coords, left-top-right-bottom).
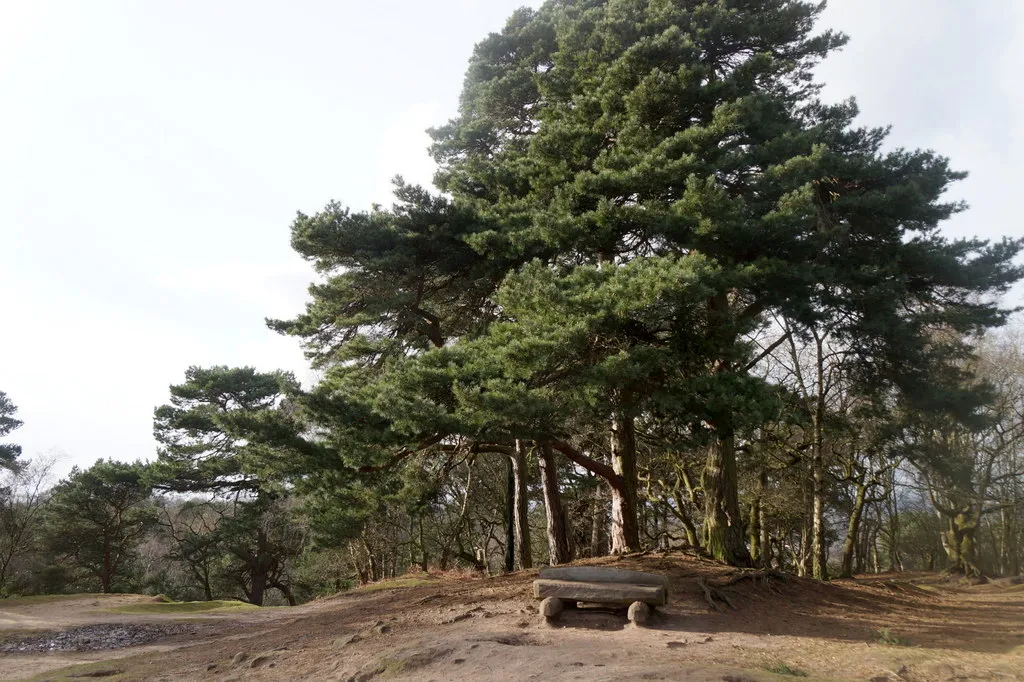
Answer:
xmin=548 ymin=440 xmax=619 ymax=484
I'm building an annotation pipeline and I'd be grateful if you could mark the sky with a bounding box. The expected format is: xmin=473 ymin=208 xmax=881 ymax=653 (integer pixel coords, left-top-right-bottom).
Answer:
xmin=1 ymin=0 xmax=1021 ymax=478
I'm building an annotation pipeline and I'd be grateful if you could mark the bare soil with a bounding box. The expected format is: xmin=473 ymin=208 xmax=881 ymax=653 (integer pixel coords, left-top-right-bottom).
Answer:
xmin=2 ymin=554 xmax=1023 ymax=681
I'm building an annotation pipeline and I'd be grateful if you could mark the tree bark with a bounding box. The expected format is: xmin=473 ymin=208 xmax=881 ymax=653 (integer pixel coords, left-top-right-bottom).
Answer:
xmin=249 ymin=569 xmax=267 ymax=606
xmin=609 ymin=416 xmax=640 ymax=554
xmin=810 ymin=328 xmax=828 ymax=581
xmin=418 ymin=514 xmax=428 ymax=572
xmin=590 ymin=481 xmax=606 ymax=557
xmin=749 ymin=469 xmax=765 ymax=565
xmin=504 ymin=457 xmax=516 ymax=573
xmin=538 ymin=444 xmax=570 ymax=565
xmin=512 ymin=440 xmax=533 ymax=569
xmin=702 ymin=430 xmax=752 ymax=566
xmin=811 ymin=424 xmax=827 ymax=580
xmin=671 ymin=489 xmax=700 ymax=548
xmin=943 ymin=510 xmax=982 ymax=577
xmin=840 ymin=481 xmax=869 ymax=578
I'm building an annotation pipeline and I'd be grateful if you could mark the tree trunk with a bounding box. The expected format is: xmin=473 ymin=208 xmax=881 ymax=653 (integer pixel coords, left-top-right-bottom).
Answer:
xmin=504 ymin=457 xmax=516 ymax=573
xmin=671 ymin=490 xmax=700 ymax=548
xmin=885 ymin=475 xmax=902 ymax=572
xmin=810 ymin=330 xmax=828 ymax=581
xmin=609 ymin=416 xmax=640 ymax=554
xmin=418 ymin=514 xmax=428 ymax=572
xmin=702 ymin=431 xmax=752 ymax=566
xmin=749 ymin=469 xmax=765 ymax=565
xmin=748 ymin=497 xmax=761 ymax=565
xmin=272 ymin=580 xmax=297 ymax=606
xmin=590 ymin=482 xmax=606 ymax=557
xmin=999 ymin=505 xmax=1014 ymax=577
xmin=249 ymin=570 xmax=267 ymax=606
xmin=512 ymin=441 xmax=533 ymax=569
xmin=840 ymin=481 xmax=869 ymax=578
xmin=538 ymin=444 xmax=570 ymax=565
xmin=944 ymin=511 xmax=982 ymax=577
xmin=811 ymin=433 xmax=827 ymax=580
xmin=797 ymin=524 xmax=809 ymax=577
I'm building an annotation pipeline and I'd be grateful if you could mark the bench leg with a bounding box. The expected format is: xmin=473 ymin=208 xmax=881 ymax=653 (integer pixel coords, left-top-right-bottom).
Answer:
xmin=540 ymin=597 xmax=564 ymax=620
xmin=628 ymin=601 xmax=651 ymax=626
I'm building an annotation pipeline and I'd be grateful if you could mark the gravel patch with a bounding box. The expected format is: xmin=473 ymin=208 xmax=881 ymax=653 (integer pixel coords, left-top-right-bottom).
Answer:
xmin=0 ymin=623 xmax=203 ymax=653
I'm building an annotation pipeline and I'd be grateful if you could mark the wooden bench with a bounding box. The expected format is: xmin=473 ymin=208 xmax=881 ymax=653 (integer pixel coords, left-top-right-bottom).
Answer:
xmin=533 ymin=566 xmax=669 ymax=625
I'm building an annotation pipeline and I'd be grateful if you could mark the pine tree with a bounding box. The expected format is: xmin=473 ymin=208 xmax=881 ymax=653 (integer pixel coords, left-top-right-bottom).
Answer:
xmin=427 ymin=0 xmax=1023 ymax=564
xmin=0 ymin=391 xmax=23 ymax=471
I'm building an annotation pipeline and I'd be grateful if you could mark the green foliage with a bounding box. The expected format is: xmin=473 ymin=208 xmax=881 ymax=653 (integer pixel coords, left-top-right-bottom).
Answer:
xmin=152 ymin=366 xmax=307 ymax=495
xmin=0 ymin=391 xmax=23 ymax=471
xmin=108 ymin=599 xmax=259 ymax=614
xmin=43 ymin=460 xmax=155 ymax=593
xmin=766 ymin=662 xmax=809 ymax=677
xmin=265 ymin=0 xmax=1024 ymax=569
xmin=874 ymin=627 xmax=907 ymax=646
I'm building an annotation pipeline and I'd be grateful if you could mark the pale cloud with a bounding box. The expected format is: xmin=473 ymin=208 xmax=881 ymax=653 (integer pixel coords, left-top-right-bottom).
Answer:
xmin=373 ymin=101 xmax=445 ymax=205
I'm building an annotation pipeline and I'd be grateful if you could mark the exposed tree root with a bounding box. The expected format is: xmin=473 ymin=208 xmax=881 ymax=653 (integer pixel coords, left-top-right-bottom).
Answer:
xmin=698 ymin=577 xmax=736 ymax=612
xmin=698 ymin=570 xmax=789 ymax=611
xmin=718 ymin=569 xmax=788 ymax=594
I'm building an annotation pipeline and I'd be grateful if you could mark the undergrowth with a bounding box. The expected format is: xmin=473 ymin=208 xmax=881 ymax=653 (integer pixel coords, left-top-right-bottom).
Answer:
xmin=874 ymin=627 xmax=907 ymax=646
xmin=766 ymin=662 xmax=809 ymax=677
xmin=355 ymin=577 xmax=434 ymax=593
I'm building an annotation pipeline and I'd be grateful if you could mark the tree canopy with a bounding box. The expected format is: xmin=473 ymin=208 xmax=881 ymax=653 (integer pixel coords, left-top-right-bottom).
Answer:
xmin=273 ymin=0 xmax=1023 ymax=566
xmin=0 ymin=391 xmax=23 ymax=471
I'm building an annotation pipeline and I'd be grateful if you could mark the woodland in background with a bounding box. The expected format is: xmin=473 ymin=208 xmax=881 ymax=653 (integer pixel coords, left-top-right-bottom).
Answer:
xmin=3 ymin=0 xmax=1024 ymax=606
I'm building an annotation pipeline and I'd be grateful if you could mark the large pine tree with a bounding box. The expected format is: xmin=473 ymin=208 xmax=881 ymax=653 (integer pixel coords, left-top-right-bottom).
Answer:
xmin=425 ymin=0 xmax=1022 ymax=564
xmin=276 ymin=0 xmax=1022 ymax=565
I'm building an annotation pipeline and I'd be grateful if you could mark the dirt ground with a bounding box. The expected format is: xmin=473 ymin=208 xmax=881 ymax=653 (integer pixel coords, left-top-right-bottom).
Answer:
xmin=2 ymin=554 xmax=1023 ymax=681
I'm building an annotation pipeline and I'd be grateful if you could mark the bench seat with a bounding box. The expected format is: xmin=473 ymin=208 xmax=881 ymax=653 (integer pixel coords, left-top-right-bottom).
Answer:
xmin=533 ymin=578 xmax=668 ymax=607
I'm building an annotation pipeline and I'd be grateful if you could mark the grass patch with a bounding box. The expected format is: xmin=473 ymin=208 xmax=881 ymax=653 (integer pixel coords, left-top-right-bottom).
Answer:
xmin=24 ymin=659 xmax=128 ymax=682
xmin=874 ymin=627 xmax=907 ymax=646
xmin=355 ymin=577 xmax=434 ymax=593
xmin=766 ymin=663 xmax=809 ymax=677
xmin=108 ymin=599 xmax=260 ymax=615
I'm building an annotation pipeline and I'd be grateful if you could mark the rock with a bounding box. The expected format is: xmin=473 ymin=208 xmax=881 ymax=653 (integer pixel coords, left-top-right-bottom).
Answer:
xmin=628 ymin=601 xmax=651 ymax=625
xmin=533 ymin=579 xmax=667 ymax=606
xmin=248 ymin=655 xmax=271 ymax=669
xmin=374 ymin=623 xmax=392 ymax=635
xmin=0 ymin=623 xmax=203 ymax=654
xmin=230 ymin=652 xmax=248 ymax=666
xmin=540 ymin=597 xmax=564 ymax=619
xmin=206 ymin=663 xmax=217 ymax=671
xmin=334 ymin=633 xmax=362 ymax=647
xmin=440 ymin=611 xmax=475 ymax=625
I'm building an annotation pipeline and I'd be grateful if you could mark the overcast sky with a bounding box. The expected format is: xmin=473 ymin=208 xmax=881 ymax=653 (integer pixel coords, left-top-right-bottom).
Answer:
xmin=2 ymin=0 xmax=1021 ymax=477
